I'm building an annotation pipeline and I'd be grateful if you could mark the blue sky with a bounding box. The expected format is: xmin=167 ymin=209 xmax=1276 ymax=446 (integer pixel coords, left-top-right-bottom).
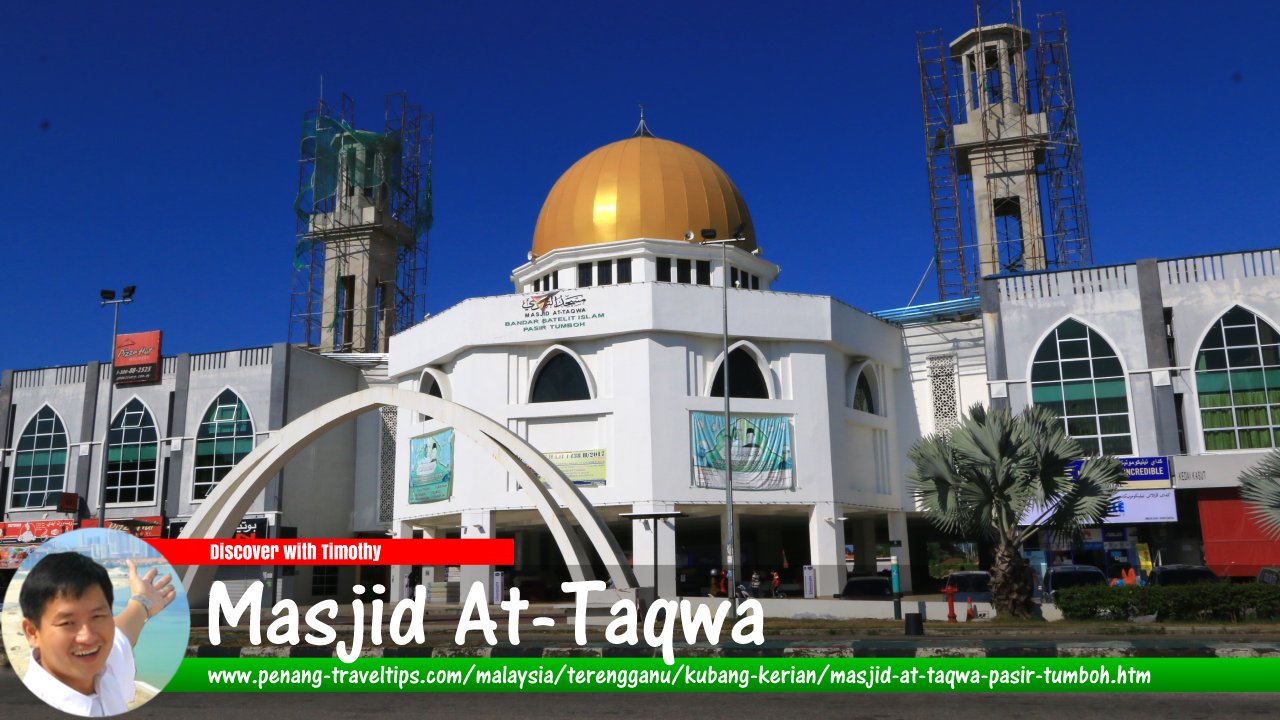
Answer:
xmin=4 ymin=1 xmax=1277 ymax=369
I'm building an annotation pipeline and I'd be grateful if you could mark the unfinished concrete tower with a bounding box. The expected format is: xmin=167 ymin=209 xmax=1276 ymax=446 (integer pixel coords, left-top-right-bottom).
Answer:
xmin=918 ymin=11 xmax=1092 ymax=299
xmin=950 ymin=23 xmax=1046 ymax=278
xmin=290 ymin=93 xmax=430 ymax=353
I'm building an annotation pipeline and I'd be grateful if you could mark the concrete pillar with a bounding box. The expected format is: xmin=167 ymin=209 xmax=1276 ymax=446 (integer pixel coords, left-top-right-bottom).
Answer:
xmin=887 ymin=511 xmax=914 ymax=593
xmin=629 ymin=502 xmax=678 ymax=598
xmin=460 ymin=509 xmax=494 ymax=603
xmin=808 ymin=502 xmax=847 ymax=597
xmin=391 ymin=520 xmax=414 ymax=601
xmin=851 ymin=518 xmax=878 ymax=575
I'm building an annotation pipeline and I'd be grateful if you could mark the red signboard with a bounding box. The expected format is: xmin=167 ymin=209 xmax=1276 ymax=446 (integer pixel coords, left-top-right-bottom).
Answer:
xmin=1 ymin=520 xmax=74 ymax=541
xmin=79 ymin=516 xmax=164 ymax=538
xmin=113 ymin=330 xmax=163 ymax=385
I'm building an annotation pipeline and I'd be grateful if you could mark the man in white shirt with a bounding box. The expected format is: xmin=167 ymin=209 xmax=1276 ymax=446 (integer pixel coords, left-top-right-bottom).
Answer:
xmin=19 ymin=552 xmax=177 ymax=717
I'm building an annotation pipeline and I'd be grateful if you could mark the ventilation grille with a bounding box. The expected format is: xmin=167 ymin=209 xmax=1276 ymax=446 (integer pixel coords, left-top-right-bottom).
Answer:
xmin=377 ymin=406 xmax=397 ymax=523
xmin=928 ymin=354 xmax=959 ymax=434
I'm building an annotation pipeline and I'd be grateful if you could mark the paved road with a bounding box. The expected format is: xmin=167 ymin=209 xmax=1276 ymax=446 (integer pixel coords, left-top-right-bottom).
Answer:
xmin=1 ymin=671 xmax=1274 ymax=720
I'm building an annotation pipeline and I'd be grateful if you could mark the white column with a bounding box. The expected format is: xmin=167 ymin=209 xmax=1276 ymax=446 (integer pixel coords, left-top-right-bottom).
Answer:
xmin=888 ymin=511 xmax=913 ymax=593
xmin=808 ymin=502 xmax=847 ymax=597
xmin=391 ymin=520 xmax=414 ymax=601
xmin=629 ymin=503 xmax=678 ymax=598
xmin=460 ymin=509 xmax=494 ymax=603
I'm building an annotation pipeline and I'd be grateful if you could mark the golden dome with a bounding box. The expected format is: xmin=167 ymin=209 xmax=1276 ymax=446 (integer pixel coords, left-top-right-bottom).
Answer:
xmin=532 ymin=130 xmax=755 ymax=257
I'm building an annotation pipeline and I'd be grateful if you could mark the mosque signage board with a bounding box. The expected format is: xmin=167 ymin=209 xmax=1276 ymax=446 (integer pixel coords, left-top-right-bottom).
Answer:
xmin=505 ymin=290 xmax=607 ymax=334
xmin=409 ymin=428 xmax=454 ymax=504
xmin=690 ymin=412 xmax=795 ymax=491
xmin=543 ymin=449 xmax=606 ymax=487
xmin=113 ymin=330 xmax=163 ymax=385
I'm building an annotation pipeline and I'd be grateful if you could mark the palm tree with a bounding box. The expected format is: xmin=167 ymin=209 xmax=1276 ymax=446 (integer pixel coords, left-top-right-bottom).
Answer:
xmin=908 ymin=404 xmax=1127 ymax=618
xmin=1240 ymin=450 xmax=1280 ymax=539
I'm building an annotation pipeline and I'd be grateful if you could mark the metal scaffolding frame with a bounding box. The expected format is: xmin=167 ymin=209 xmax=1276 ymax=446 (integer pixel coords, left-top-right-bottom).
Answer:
xmin=289 ymin=92 xmax=432 ymax=351
xmin=917 ymin=3 xmax=1093 ymax=300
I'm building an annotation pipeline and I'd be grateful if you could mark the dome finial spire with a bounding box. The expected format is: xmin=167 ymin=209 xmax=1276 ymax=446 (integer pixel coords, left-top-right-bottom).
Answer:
xmin=634 ymin=104 xmax=655 ymax=138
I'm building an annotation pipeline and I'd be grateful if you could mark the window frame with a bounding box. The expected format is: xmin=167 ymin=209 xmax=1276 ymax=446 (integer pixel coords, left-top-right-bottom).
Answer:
xmin=9 ymin=405 xmax=70 ymax=511
xmin=1027 ymin=318 xmax=1135 ymax=457
xmin=105 ymin=397 xmax=161 ymax=507
xmin=1191 ymin=305 xmax=1280 ymax=452
xmin=191 ymin=388 xmax=256 ymax=503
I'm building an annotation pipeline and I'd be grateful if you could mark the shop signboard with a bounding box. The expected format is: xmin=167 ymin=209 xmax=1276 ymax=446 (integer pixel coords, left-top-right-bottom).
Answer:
xmin=1067 ymin=456 xmax=1171 ymax=490
xmin=1020 ymin=489 xmax=1178 ymax=526
xmin=113 ymin=330 xmax=163 ymax=385
xmin=0 ymin=520 xmax=75 ymax=569
xmin=80 ymin=515 xmax=164 ymax=538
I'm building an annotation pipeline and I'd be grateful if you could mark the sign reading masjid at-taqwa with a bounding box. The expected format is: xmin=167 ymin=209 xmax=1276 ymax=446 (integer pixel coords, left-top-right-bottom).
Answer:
xmin=506 ymin=290 xmax=607 ymax=333
xmin=113 ymin=330 xmax=163 ymax=385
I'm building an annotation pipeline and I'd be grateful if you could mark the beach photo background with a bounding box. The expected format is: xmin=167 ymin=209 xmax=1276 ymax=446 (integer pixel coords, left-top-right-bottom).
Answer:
xmin=1 ymin=528 xmax=190 ymax=708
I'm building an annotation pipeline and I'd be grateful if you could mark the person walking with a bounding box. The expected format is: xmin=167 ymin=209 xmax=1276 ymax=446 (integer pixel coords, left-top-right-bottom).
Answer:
xmin=749 ymin=570 xmax=761 ymax=598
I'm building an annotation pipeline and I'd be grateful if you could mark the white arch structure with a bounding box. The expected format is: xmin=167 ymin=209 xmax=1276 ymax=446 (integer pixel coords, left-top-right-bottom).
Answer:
xmin=177 ymin=385 xmax=637 ymax=599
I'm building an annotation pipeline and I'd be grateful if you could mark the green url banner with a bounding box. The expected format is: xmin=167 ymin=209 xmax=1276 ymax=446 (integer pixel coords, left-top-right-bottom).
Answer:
xmin=167 ymin=658 xmax=1280 ymax=693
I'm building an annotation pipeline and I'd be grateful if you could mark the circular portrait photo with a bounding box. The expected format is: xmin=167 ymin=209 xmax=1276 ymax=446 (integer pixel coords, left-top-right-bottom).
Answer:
xmin=2 ymin=528 xmax=189 ymax=717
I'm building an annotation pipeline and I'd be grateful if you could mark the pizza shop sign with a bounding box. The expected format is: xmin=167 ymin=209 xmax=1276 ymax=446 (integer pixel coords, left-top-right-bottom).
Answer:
xmin=505 ymin=291 xmax=606 ymax=333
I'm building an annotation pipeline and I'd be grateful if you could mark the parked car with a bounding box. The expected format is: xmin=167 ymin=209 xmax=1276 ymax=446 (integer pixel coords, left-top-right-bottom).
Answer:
xmin=1042 ymin=564 xmax=1106 ymax=603
xmin=942 ymin=570 xmax=992 ymax=603
xmin=841 ymin=575 xmax=893 ymax=600
xmin=1147 ymin=564 xmax=1219 ymax=586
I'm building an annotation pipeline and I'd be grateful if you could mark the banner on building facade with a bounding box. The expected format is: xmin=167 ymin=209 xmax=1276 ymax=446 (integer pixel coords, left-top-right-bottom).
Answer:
xmin=690 ymin=412 xmax=794 ymax=491
xmin=409 ymin=428 xmax=454 ymax=504
xmin=113 ymin=330 xmax=163 ymax=385
xmin=543 ymin=449 xmax=607 ymax=487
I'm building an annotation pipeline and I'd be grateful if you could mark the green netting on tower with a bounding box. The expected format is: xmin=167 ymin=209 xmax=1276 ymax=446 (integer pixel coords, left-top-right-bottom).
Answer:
xmin=293 ymin=115 xmax=417 ymax=223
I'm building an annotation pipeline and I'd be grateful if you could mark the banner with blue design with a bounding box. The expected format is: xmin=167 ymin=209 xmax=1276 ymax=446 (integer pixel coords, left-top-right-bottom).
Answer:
xmin=409 ymin=429 xmax=454 ymax=504
xmin=691 ymin=412 xmax=794 ymax=491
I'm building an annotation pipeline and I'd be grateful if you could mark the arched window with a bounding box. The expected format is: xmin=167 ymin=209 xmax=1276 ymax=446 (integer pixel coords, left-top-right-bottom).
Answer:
xmin=853 ymin=373 xmax=876 ymax=414
xmin=107 ymin=399 xmax=159 ymax=504
xmin=193 ymin=390 xmax=255 ymax=500
xmin=11 ymin=406 xmax=68 ymax=509
xmin=1195 ymin=306 xmax=1280 ymax=450
xmin=710 ymin=347 xmax=770 ymax=399
xmin=530 ymin=352 xmax=591 ymax=403
xmin=1030 ymin=319 xmax=1132 ymax=456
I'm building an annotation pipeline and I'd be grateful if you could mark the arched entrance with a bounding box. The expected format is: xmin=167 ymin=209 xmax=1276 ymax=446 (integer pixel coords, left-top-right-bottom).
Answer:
xmin=176 ymin=385 xmax=637 ymax=599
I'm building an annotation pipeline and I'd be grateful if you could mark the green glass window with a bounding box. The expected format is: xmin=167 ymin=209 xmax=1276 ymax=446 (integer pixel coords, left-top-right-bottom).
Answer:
xmin=11 ymin=406 xmax=69 ymax=509
xmin=1195 ymin=307 xmax=1280 ymax=451
xmin=1030 ymin=320 xmax=1133 ymax=456
xmin=193 ymin=390 xmax=254 ymax=500
xmin=107 ymin=399 xmax=159 ymax=505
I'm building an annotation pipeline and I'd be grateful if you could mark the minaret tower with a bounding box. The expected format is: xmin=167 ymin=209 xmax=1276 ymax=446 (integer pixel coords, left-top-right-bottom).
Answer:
xmin=290 ymin=93 xmax=429 ymax=353
xmin=950 ymin=23 xmax=1046 ymax=278
xmin=917 ymin=10 xmax=1092 ymax=300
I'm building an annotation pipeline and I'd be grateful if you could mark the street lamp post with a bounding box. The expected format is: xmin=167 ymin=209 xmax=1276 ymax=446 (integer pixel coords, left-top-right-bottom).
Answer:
xmin=700 ymin=228 xmax=746 ymax=605
xmin=96 ymin=286 xmax=135 ymax=525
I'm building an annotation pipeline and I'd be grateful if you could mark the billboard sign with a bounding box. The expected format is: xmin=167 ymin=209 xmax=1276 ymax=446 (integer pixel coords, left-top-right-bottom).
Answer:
xmin=409 ymin=428 xmax=454 ymax=504
xmin=113 ymin=330 xmax=163 ymax=385
xmin=691 ymin=412 xmax=794 ymax=491
xmin=1067 ymin=456 xmax=1171 ymax=490
xmin=543 ymin=449 xmax=607 ymax=487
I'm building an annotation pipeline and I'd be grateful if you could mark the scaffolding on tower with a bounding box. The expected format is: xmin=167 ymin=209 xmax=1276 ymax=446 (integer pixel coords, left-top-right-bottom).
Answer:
xmin=916 ymin=4 xmax=1093 ymax=301
xmin=289 ymin=92 xmax=433 ymax=351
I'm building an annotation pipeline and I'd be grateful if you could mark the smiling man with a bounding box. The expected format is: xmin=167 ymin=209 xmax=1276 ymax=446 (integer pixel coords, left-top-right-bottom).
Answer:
xmin=19 ymin=552 xmax=177 ymax=717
